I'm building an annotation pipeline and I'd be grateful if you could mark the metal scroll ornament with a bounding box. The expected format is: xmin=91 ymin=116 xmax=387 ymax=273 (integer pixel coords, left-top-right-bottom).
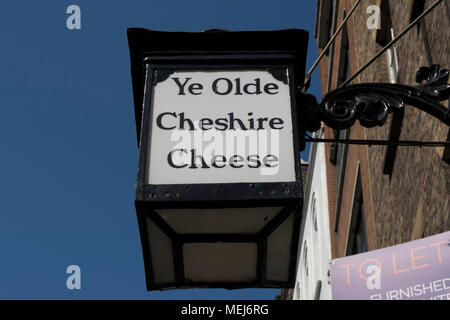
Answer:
xmin=304 ymin=65 xmax=450 ymax=131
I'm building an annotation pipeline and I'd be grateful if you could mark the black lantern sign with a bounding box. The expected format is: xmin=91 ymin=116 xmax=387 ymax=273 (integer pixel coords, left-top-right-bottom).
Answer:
xmin=127 ymin=28 xmax=309 ymax=290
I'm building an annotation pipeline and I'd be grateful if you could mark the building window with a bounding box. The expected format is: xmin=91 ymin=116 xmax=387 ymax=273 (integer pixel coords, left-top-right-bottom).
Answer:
xmin=443 ymin=130 xmax=450 ymax=194
xmin=410 ymin=0 xmax=426 ymax=33
xmin=346 ymin=168 xmax=368 ymax=255
xmin=376 ymin=0 xmax=392 ymax=46
xmin=386 ymin=28 xmax=399 ymax=84
xmin=376 ymin=1 xmax=398 ymax=83
xmin=323 ymin=0 xmax=339 ymax=92
xmin=311 ymin=193 xmax=318 ymax=232
xmin=410 ymin=0 xmax=433 ymax=65
xmin=296 ymin=282 xmax=301 ymax=300
xmin=317 ymin=0 xmax=339 ymax=53
xmin=337 ymin=24 xmax=351 ymax=87
xmin=382 ymin=26 xmax=401 ymax=177
xmin=375 ymin=0 xmax=398 ymax=82
xmin=314 ymin=280 xmax=322 ymax=300
xmin=374 ymin=1 xmax=403 ymax=177
xmin=331 ymin=23 xmax=351 ymax=177
xmin=303 ymin=241 xmax=309 ymax=277
xmin=331 ymin=23 xmax=351 ymax=231
xmin=383 ymin=109 xmax=404 ymax=177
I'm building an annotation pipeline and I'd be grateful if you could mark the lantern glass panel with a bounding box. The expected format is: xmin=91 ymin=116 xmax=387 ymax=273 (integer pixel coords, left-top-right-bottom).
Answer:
xmin=155 ymin=207 xmax=282 ymax=234
xmin=266 ymin=212 xmax=295 ymax=282
xmin=146 ymin=217 xmax=176 ymax=284
xmin=183 ymin=243 xmax=258 ymax=283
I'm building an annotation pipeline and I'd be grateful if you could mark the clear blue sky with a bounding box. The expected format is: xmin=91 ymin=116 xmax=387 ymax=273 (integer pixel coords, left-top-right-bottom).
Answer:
xmin=0 ymin=0 xmax=320 ymax=299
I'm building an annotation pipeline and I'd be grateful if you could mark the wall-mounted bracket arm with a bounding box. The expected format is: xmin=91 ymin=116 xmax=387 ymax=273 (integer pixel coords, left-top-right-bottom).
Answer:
xmin=301 ymin=65 xmax=450 ymax=132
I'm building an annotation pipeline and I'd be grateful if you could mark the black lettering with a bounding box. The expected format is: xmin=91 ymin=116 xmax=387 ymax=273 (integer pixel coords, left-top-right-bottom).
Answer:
xmin=263 ymin=155 xmax=279 ymax=167
xmin=230 ymin=155 xmax=244 ymax=168
xmin=229 ymin=112 xmax=248 ymax=130
xmin=269 ymin=118 xmax=284 ymax=129
xmin=234 ymin=78 xmax=242 ymax=95
xmin=189 ymin=149 xmax=210 ymax=169
xmin=156 ymin=112 xmax=177 ymax=130
xmin=215 ymin=118 xmax=228 ymax=131
xmin=247 ymin=112 xmax=255 ymax=130
xmin=179 ymin=112 xmax=195 ymax=130
xmin=211 ymin=155 xmax=226 ymax=168
xmin=247 ymin=155 xmax=261 ymax=168
xmin=172 ymin=77 xmax=191 ymax=95
xmin=257 ymin=118 xmax=269 ymax=130
xmin=243 ymin=78 xmax=262 ymax=95
xmin=167 ymin=149 xmax=187 ymax=168
xmin=264 ymin=83 xmax=279 ymax=94
xmin=212 ymin=78 xmax=233 ymax=95
xmin=188 ymin=83 xmax=203 ymax=95
xmin=200 ymin=118 xmax=213 ymax=130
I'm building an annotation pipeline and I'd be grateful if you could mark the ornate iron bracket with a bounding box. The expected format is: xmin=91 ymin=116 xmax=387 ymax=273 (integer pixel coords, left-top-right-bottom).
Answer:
xmin=300 ymin=65 xmax=450 ymax=133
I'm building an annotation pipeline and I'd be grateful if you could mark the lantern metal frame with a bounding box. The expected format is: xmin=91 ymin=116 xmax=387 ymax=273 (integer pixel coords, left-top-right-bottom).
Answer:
xmin=135 ymin=59 xmax=303 ymax=290
xmin=128 ymin=28 xmax=310 ymax=291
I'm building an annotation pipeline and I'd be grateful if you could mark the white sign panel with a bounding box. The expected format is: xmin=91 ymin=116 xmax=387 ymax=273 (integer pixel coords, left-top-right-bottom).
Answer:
xmin=146 ymin=69 xmax=296 ymax=185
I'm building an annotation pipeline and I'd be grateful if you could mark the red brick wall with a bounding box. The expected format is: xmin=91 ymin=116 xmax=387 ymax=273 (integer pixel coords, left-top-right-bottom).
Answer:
xmin=317 ymin=0 xmax=449 ymax=258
